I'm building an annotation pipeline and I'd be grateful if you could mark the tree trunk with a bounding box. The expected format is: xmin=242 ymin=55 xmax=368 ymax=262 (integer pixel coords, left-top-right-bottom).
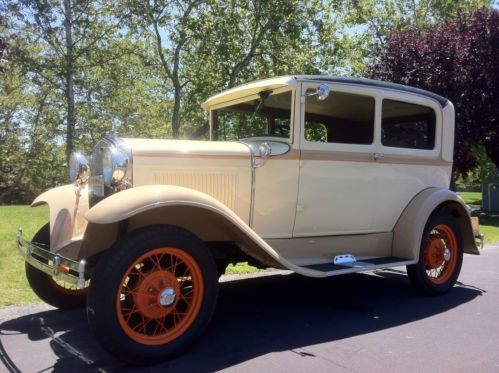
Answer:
xmin=171 ymin=90 xmax=181 ymax=139
xmin=189 ymin=120 xmax=209 ymax=139
xmin=64 ymin=0 xmax=75 ymax=164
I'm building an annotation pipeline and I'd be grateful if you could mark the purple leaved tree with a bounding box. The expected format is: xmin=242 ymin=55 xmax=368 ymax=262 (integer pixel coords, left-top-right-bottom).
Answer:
xmin=370 ymin=8 xmax=499 ymax=177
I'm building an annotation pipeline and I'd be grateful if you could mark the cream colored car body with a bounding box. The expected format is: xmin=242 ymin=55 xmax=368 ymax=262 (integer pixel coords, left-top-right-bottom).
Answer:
xmin=32 ymin=75 xmax=479 ymax=278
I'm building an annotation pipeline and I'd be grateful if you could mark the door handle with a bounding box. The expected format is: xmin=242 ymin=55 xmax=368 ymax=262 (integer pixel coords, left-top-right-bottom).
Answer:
xmin=373 ymin=152 xmax=384 ymax=161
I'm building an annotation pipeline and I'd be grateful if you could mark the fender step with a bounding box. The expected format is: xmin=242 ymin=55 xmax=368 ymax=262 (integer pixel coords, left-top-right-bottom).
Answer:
xmin=302 ymin=256 xmax=416 ymax=276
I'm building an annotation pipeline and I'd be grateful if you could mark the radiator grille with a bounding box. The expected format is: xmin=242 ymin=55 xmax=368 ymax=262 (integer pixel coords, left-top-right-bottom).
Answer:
xmin=153 ymin=172 xmax=238 ymax=210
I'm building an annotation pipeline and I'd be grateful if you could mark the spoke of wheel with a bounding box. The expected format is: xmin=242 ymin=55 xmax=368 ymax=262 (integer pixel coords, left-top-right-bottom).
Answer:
xmin=172 ymin=310 xmax=187 ymax=320
xmin=132 ymin=315 xmax=151 ymax=334
xmin=172 ymin=311 xmax=183 ymax=327
xmin=159 ymin=316 xmax=170 ymax=334
xmin=123 ymin=305 xmax=139 ymax=323
xmin=153 ymin=316 xmax=166 ymax=336
xmin=169 ymin=255 xmax=179 ymax=275
xmin=179 ymin=287 xmax=193 ymax=303
xmin=180 ymin=266 xmax=191 ymax=279
xmin=121 ymin=286 xmax=144 ymax=298
xmin=142 ymin=318 xmax=154 ymax=335
xmin=130 ymin=267 xmax=147 ymax=281
xmin=151 ymin=254 xmax=164 ymax=271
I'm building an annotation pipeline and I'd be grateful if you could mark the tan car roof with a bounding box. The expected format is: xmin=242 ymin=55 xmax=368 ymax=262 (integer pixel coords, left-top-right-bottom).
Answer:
xmin=201 ymin=75 xmax=449 ymax=109
xmin=201 ymin=76 xmax=298 ymax=109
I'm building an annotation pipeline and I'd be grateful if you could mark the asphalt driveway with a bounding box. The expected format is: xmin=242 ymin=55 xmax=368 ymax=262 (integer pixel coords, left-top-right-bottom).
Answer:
xmin=1 ymin=245 xmax=498 ymax=372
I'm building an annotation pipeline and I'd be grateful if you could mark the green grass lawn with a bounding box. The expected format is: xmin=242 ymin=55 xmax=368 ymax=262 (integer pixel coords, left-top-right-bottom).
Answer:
xmin=459 ymin=192 xmax=499 ymax=243
xmin=0 ymin=205 xmax=49 ymax=306
xmin=1 ymin=198 xmax=497 ymax=307
xmin=473 ymin=214 xmax=499 ymax=244
xmin=459 ymin=192 xmax=482 ymax=206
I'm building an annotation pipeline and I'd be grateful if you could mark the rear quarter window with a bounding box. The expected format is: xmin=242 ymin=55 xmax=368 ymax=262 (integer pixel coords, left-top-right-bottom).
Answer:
xmin=382 ymin=99 xmax=436 ymax=150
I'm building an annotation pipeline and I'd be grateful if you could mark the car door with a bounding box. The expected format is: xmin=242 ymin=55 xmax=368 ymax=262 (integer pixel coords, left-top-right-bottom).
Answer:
xmin=293 ymin=82 xmax=380 ymax=237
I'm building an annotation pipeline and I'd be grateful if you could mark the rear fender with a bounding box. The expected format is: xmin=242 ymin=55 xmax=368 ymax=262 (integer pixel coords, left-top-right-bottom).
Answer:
xmin=393 ymin=187 xmax=479 ymax=260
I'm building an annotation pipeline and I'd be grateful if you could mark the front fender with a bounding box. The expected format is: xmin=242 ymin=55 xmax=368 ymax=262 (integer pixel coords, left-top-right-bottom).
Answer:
xmin=85 ymin=185 xmax=240 ymax=225
xmin=393 ymin=187 xmax=479 ymax=260
xmin=32 ymin=184 xmax=88 ymax=252
xmin=83 ymin=185 xmax=326 ymax=277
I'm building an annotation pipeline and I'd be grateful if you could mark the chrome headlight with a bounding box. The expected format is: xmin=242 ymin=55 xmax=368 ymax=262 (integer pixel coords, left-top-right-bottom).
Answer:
xmin=102 ymin=145 xmax=131 ymax=187
xmin=69 ymin=152 xmax=90 ymax=185
xmin=89 ymin=133 xmax=132 ymax=204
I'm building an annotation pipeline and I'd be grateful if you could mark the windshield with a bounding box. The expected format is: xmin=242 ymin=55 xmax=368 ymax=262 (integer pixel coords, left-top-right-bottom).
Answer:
xmin=211 ymin=90 xmax=292 ymax=141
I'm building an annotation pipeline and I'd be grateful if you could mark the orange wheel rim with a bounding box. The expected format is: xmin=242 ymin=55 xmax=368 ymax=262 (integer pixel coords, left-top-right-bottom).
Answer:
xmin=423 ymin=224 xmax=458 ymax=285
xmin=116 ymin=247 xmax=204 ymax=346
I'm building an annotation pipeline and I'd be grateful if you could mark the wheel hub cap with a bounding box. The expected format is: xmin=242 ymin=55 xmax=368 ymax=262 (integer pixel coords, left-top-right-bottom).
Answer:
xmin=134 ymin=271 xmax=180 ymax=318
xmin=425 ymin=238 xmax=446 ymax=269
xmin=159 ymin=288 xmax=176 ymax=307
xmin=443 ymin=247 xmax=451 ymax=262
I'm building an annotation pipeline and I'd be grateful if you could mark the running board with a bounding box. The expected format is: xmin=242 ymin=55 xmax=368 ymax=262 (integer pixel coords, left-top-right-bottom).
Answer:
xmin=302 ymin=256 xmax=417 ymax=277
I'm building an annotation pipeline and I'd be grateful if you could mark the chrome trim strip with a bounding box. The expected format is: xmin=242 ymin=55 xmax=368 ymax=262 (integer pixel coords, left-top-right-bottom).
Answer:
xmin=237 ymin=141 xmax=256 ymax=227
xmin=16 ymin=228 xmax=86 ymax=288
xmin=300 ymin=149 xmax=452 ymax=166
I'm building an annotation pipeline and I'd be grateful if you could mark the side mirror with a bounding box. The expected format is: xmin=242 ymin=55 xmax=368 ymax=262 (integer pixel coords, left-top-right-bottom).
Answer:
xmin=306 ymin=84 xmax=331 ymax=101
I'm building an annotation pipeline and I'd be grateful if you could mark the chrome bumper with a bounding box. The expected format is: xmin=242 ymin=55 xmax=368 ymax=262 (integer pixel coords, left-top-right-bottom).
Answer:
xmin=16 ymin=228 xmax=86 ymax=289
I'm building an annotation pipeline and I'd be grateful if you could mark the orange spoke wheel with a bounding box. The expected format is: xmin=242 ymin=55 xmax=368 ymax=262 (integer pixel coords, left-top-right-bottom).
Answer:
xmin=406 ymin=213 xmax=463 ymax=295
xmin=87 ymin=225 xmax=218 ymax=361
xmin=423 ymin=224 xmax=458 ymax=285
xmin=117 ymin=247 xmax=204 ymax=346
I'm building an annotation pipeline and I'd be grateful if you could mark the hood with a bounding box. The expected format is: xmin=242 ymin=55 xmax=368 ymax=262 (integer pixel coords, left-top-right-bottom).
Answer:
xmin=124 ymin=138 xmax=253 ymax=222
xmin=122 ymin=138 xmax=251 ymax=159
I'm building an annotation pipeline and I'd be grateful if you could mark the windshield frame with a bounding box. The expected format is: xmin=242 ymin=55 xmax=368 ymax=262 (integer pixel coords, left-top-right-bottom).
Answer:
xmin=209 ymin=86 xmax=295 ymax=144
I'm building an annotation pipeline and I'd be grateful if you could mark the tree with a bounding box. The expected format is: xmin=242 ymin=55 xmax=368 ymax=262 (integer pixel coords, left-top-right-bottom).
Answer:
xmin=118 ymin=0 xmax=205 ymax=139
xmin=7 ymin=0 xmax=125 ymax=163
xmin=0 ymin=14 xmax=11 ymax=71
xmin=340 ymin=0 xmax=492 ymax=73
xmin=121 ymin=0 xmax=351 ymax=139
xmin=1 ymin=1 xmax=166 ymax=203
xmin=0 ymin=57 xmax=67 ymax=203
xmin=369 ymin=8 xmax=499 ymax=176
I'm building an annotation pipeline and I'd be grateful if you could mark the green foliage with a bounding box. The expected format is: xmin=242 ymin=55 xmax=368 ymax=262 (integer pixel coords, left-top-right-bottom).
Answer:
xmin=455 ymin=145 xmax=498 ymax=190
xmin=341 ymin=0 xmax=493 ymax=61
xmin=305 ymin=122 xmax=328 ymax=142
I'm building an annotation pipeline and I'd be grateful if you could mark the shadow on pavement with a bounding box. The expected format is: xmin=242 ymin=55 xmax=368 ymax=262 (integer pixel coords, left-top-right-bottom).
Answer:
xmin=0 ymin=270 xmax=484 ymax=372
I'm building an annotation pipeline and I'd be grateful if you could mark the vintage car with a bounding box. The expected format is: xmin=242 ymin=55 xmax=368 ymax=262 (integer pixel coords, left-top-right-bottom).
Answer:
xmin=16 ymin=75 xmax=480 ymax=362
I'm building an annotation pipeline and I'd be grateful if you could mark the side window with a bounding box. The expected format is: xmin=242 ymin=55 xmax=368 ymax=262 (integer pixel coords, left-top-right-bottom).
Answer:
xmin=382 ymin=99 xmax=436 ymax=150
xmin=304 ymin=90 xmax=375 ymax=145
